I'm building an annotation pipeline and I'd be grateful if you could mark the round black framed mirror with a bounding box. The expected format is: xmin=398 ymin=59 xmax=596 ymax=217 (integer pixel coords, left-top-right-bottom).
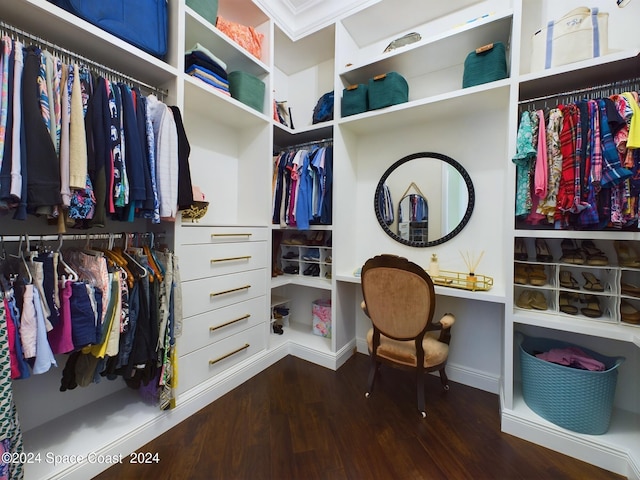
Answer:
xmin=374 ymin=152 xmax=475 ymax=247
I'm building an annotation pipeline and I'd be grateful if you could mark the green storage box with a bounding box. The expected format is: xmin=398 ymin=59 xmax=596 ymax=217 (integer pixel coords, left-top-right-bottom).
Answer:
xmin=228 ymin=71 xmax=265 ymax=113
xmin=186 ymin=0 xmax=218 ymax=25
xmin=367 ymin=72 xmax=408 ymax=110
xmin=462 ymin=42 xmax=508 ymax=88
xmin=341 ymin=83 xmax=368 ymax=117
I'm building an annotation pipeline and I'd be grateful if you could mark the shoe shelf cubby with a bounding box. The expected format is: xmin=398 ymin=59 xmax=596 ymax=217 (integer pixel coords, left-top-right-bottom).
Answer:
xmin=513 ymin=237 xmax=640 ymax=327
xmin=281 ymin=244 xmax=332 ymax=280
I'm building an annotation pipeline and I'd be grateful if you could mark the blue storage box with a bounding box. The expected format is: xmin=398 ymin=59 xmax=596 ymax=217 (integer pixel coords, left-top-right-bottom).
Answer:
xmin=519 ymin=335 xmax=624 ymax=435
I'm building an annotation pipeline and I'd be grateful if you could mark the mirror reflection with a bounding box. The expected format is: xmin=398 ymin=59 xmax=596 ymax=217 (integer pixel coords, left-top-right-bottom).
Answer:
xmin=374 ymin=152 xmax=474 ymax=247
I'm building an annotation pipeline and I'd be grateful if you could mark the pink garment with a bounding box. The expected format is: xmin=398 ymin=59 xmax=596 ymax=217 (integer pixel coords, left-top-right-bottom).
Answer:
xmin=536 ymin=347 xmax=605 ymax=371
xmin=19 ymin=285 xmax=37 ymax=359
xmin=534 ymin=110 xmax=548 ymax=198
xmin=47 ymin=280 xmax=74 ymax=354
xmin=4 ymin=298 xmax=20 ymax=380
xmin=527 ymin=110 xmax=547 ymax=225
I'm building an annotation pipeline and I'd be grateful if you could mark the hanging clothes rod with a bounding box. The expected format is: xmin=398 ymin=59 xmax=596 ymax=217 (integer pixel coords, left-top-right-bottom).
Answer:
xmin=278 ymin=137 xmax=333 ymax=152
xmin=518 ymin=77 xmax=640 ymax=105
xmin=0 ymin=232 xmax=164 ymax=244
xmin=0 ymin=19 xmax=168 ymax=99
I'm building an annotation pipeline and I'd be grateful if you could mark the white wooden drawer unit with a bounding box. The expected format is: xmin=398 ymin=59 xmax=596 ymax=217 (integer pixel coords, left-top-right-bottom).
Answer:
xmin=177 ymin=323 xmax=266 ymax=394
xmin=180 ymin=241 xmax=267 ymax=281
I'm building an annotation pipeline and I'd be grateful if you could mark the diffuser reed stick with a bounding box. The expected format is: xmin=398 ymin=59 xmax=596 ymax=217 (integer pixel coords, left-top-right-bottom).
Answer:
xmin=460 ymin=250 xmax=484 ymax=287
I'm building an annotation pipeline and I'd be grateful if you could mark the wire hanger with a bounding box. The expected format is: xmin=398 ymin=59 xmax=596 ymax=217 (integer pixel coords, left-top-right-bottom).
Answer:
xmin=56 ymin=234 xmax=79 ymax=282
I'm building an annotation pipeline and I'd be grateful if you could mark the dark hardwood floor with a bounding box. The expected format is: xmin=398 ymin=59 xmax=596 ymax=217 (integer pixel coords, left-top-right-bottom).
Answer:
xmin=94 ymin=353 xmax=623 ymax=480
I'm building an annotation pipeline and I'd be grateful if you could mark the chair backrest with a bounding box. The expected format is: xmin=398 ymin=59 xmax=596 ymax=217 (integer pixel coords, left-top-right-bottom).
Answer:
xmin=361 ymin=254 xmax=436 ymax=341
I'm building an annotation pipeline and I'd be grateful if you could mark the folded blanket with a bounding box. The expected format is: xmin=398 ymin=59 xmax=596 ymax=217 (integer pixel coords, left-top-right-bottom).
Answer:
xmin=536 ymin=347 xmax=605 ymax=371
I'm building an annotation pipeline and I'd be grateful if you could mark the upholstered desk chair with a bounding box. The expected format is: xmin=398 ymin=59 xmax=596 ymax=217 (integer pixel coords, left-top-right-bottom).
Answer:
xmin=360 ymin=254 xmax=455 ymax=417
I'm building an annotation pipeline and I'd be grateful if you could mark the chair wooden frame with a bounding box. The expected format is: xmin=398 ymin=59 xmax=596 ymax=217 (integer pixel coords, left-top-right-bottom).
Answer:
xmin=361 ymin=254 xmax=454 ymax=417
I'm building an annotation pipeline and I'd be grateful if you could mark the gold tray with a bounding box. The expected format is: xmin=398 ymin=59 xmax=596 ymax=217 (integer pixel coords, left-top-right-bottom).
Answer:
xmin=431 ymin=270 xmax=493 ymax=292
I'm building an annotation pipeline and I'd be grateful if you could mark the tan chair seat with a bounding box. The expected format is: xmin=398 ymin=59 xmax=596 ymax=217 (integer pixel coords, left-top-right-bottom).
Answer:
xmin=367 ymin=328 xmax=449 ymax=368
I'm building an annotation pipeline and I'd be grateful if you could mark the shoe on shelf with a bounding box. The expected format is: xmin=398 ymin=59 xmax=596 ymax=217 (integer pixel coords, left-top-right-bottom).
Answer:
xmin=272 ymin=323 xmax=284 ymax=335
xmin=514 ymin=264 xmax=528 ymax=285
xmin=580 ymin=295 xmax=603 ymax=318
xmin=309 ymin=230 xmax=326 ymax=246
xmin=535 ymin=238 xmax=553 ymax=263
xmin=614 ymin=240 xmax=640 ymax=268
xmin=283 ymin=251 xmax=298 ymax=259
xmin=283 ymin=265 xmax=299 ymax=274
xmin=559 ymin=292 xmax=579 ymax=315
xmin=582 ymin=271 xmax=605 ymax=292
xmin=559 ymin=238 xmax=585 ymax=265
xmin=515 ymin=290 xmax=533 ymax=309
xmin=581 ymin=240 xmax=608 ymax=266
xmin=621 ymin=282 xmax=640 ymax=297
xmin=527 ymin=264 xmax=547 ymax=286
xmin=559 ymin=269 xmax=579 ymax=289
xmin=302 ymin=248 xmax=320 ymax=261
xmin=620 ymin=300 xmax=640 ymax=324
xmin=515 ymin=290 xmax=547 ymax=310
xmin=514 ymin=238 xmax=528 ymax=261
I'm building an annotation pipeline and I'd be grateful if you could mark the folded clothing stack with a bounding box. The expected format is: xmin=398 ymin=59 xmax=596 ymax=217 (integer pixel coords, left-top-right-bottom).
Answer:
xmin=185 ymin=43 xmax=229 ymax=96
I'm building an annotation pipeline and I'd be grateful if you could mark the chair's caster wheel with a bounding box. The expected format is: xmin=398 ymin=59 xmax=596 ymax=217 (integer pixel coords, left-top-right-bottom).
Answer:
xmin=365 ymin=392 xmax=370 ymax=398
xmin=443 ymin=385 xmax=450 ymax=391
xmin=420 ymin=411 xmax=426 ymax=418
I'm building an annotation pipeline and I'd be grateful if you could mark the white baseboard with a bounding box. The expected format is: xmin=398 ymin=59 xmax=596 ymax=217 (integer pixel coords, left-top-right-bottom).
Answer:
xmin=502 ymin=409 xmax=639 ymax=480
xmin=355 ymin=338 xmax=500 ymax=394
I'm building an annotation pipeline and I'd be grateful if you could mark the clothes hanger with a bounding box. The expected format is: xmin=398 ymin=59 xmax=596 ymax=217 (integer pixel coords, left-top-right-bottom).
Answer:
xmin=9 ymin=234 xmax=33 ymax=285
xmin=56 ymin=234 xmax=79 ymax=282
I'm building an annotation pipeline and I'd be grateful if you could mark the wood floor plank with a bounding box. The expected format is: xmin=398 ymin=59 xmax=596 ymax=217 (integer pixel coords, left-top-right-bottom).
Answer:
xmin=93 ymin=353 xmax=625 ymax=480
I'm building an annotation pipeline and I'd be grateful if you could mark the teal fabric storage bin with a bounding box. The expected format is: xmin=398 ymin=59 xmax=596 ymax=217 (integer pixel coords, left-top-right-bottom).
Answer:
xmin=341 ymin=84 xmax=368 ymax=117
xmin=519 ymin=334 xmax=624 ymax=435
xmin=186 ymin=0 xmax=218 ymax=25
xmin=462 ymin=42 xmax=508 ymax=88
xmin=228 ymin=71 xmax=265 ymax=113
xmin=367 ymin=72 xmax=408 ymax=110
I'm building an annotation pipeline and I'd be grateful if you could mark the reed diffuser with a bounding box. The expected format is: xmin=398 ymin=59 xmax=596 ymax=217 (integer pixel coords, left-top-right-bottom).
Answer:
xmin=460 ymin=250 xmax=484 ymax=288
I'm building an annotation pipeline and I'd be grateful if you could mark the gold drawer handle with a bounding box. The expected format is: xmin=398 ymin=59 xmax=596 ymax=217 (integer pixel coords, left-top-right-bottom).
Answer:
xmin=209 ymin=343 xmax=250 ymax=366
xmin=210 ymin=314 xmax=251 ymax=332
xmin=211 ymin=233 xmax=253 ymax=237
xmin=210 ymin=285 xmax=251 ymax=297
xmin=210 ymin=255 xmax=252 ymax=263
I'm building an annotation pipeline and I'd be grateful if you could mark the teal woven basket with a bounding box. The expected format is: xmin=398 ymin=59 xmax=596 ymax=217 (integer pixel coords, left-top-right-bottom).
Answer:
xmin=462 ymin=41 xmax=508 ymax=88
xmin=341 ymin=83 xmax=368 ymax=117
xmin=228 ymin=71 xmax=265 ymax=113
xmin=186 ymin=0 xmax=218 ymax=25
xmin=519 ymin=335 xmax=625 ymax=435
xmin=367 ymin=72 xmax=408 ymax=110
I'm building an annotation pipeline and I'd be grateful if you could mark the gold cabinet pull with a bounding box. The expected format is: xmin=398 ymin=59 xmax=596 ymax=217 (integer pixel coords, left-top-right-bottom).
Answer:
xmin=209 ymin=314 xmax=251 ymax=332
xmin=209 ymin=343 xmax=250 ymax=366
xmin=211 ymin=233 xmax=252 ymax=237
xmin=210 ymin=255 xmax=251 ymax=263
xmin=210 ymin=285 xmax=251 ymax=297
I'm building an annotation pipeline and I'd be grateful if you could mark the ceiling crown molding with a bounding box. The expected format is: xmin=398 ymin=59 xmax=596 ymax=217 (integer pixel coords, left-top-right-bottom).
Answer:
xmin=253 ymin=0 xmax=379 ymax=40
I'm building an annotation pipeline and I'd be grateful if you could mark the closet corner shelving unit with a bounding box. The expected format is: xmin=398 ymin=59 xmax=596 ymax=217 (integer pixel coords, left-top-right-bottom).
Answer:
xmin=502 ymin=2 xmax=640 ymax=478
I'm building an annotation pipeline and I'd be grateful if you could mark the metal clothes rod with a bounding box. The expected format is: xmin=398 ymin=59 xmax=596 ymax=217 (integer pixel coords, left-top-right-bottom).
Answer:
xmin=279 ymin=137 xmax=333 ymax=152
xmin=0 ymin=19 xmax=168 ymax=99
xmin=518 ymin=77 xmax=640 ymax=105
xmin=0 ymin=232 xmax=163 ymax=244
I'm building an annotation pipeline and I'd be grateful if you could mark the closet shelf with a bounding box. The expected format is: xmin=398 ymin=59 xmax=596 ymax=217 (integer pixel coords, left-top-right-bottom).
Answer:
xmin=339 ymin=0 xmax=483 ymax=55
xmin=273 ymin=122 xmax=334 ymax=149
xmin=513 ymin=230 xmax=640 ymax=241
xmin=338 ymin=10 xmax=513 ymax=85
xmin=185 ymin=8 xmax=271 ymax=77
xmin=2 ymin=0 xmax=179 ymax=85
xmin=513 ymin=311 xmax=638 ymax=344
xmin=505 ymin=383 xmax=640 ymax=463
xmin=518 ymin=50 xmax=640 ymax=102
xmin=183 ymin=75 xmax=270 ymax=128
xmin=271 ymin=276 xmax=332 ymax=291
xmin=338 ymin=80 xmax=510 ymax=135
